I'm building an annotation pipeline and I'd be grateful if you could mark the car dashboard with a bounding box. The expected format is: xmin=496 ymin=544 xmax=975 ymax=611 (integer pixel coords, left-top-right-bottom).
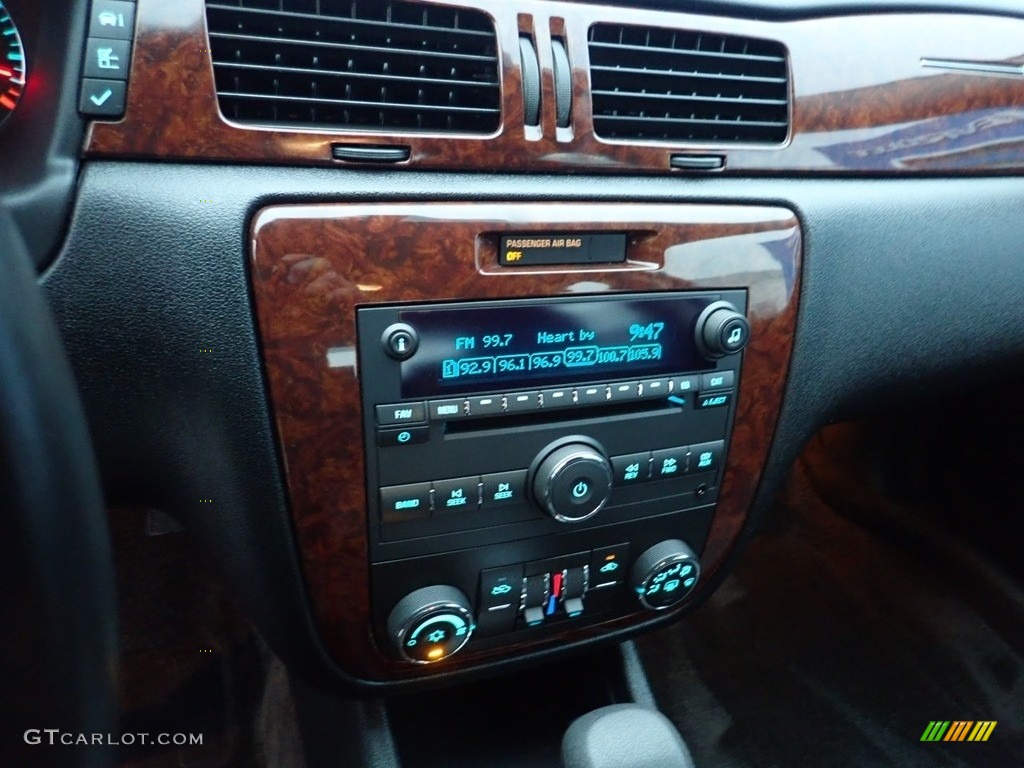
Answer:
xmin=4 ymin=0 xmax=1024 ymax=746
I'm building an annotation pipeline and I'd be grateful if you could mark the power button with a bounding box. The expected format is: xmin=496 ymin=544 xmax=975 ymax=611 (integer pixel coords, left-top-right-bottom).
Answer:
xmin=532 ymin=439 xmax=613 ymax=523
xmin=382 ymin=323 xmax=420 ymax=360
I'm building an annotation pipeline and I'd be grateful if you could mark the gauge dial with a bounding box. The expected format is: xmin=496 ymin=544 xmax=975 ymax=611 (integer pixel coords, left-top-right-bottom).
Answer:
xmin=0 ymin=2 xmax=26 ymax=128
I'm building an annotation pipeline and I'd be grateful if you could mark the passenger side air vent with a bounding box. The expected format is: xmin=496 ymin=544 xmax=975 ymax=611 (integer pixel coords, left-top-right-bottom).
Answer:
xmin=588 ymin=24 xmax=789 ymax=144
xmin=205 ymin=1 xmax=501 ymax=134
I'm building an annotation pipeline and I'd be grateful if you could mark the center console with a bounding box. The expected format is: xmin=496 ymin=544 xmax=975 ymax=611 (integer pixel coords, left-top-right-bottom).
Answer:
xmin=249 ymin=202 xmax=801 ymax=685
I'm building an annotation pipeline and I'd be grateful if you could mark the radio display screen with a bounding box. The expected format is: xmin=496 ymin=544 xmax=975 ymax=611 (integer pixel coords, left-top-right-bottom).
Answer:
xmin=399 ymin=295 xmax=716 ymax=397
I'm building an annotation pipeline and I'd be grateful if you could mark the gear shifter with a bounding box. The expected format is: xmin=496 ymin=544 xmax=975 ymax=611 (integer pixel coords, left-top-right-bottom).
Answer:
xmin=562 ymin=704 xmax=696 ymax=768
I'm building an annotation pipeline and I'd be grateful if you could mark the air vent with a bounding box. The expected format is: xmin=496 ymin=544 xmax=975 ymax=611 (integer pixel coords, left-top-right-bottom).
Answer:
xmin=588 ymin=24 xmax=789 ymax=144
xmin=205 ymin=1 xmax=501 ymax=134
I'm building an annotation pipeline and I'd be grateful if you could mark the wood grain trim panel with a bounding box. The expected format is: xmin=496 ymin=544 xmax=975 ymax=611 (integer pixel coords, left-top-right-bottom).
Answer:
xmin=87 ymin=0 xmax=1024 ymax=174
xmin=250 ymin=203 xmax=801 ymax=681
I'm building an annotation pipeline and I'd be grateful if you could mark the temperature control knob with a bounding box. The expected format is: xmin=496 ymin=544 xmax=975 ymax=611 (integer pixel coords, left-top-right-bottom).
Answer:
xmin=695 ymin=301 xmax=750 ymax=359
xmin=387 ymin=585 xmax=475 ymax=664
xmin=630 ymin=540 xmax=701 ymax=610
xmin=531 ymin=438 xmax=613 ymax=523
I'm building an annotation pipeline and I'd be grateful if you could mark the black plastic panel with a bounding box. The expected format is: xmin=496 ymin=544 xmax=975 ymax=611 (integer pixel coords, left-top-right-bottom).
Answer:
xmin=41 ymin=162 xmax=1024 ymax=691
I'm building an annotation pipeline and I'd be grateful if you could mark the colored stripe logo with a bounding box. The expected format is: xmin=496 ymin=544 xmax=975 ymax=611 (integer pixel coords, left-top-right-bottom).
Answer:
xmin=921 ymin=721 xmax=997 ymax=742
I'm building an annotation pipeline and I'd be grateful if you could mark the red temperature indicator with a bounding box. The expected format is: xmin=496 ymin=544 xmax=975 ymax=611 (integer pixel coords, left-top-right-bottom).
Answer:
xmin=0 ymin=3 xmax=26 ymax=128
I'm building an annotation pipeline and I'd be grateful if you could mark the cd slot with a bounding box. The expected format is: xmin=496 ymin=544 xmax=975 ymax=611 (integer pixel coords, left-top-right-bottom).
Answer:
xmin=444 ymin=399 xmax=682 ymax=436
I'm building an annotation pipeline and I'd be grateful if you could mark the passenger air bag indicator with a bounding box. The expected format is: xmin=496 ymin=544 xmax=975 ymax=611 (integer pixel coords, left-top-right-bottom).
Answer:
xmin=500 ymin=233 xmax=627 ymax=266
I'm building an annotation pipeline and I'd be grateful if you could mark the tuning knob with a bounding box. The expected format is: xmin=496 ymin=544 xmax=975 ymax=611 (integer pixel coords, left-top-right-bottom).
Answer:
xmin=531 ymin=438 xmax=613 ymax=523
xmin=695 ymin=301 xmax=750 ymax=359
xmin=387 ymin=585 xmax=475 ymax=664
xmin=630 ymin=540 xmax=701 ymax=610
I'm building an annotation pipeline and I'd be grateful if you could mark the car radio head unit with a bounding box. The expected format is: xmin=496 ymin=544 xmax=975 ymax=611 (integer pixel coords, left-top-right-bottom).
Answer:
xmin=358 ymin=290 xmax=749 ymax=663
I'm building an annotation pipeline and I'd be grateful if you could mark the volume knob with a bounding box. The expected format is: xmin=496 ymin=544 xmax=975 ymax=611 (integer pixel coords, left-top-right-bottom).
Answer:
xmin=531 ymin=438 xmax=613 ymax=523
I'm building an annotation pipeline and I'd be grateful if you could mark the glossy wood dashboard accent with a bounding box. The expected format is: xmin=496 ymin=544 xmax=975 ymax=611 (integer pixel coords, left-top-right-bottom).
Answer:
xmin=87 ymin=0 xmax=1024 ymax=174
xmin=250 ymin=203 xmax=801 ymax=681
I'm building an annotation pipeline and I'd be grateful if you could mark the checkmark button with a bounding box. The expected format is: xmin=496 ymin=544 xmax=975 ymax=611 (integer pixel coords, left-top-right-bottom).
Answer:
xmin=79 ymin=78 xmax=125 ymax=117
xmin=90 ymin=88 xmax=113 ymax=106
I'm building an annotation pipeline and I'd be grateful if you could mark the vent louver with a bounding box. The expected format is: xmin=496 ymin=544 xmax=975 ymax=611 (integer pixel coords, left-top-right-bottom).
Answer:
xmin=205 ymin=1 xmax=501 ymax=134
xmin=588 ymin=24 xmax=789 ymax=144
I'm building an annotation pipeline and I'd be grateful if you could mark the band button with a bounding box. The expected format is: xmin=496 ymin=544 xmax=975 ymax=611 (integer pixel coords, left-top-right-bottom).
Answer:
xmin=380 ymin=483 xmax=432 ymax=524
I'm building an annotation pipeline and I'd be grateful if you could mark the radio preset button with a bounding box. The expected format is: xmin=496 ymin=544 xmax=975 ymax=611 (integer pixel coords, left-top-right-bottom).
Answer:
xmin=378 ymin=426 xmax=429 ymax=448
xmin=701 ymin=371 xmax=735 ymax=391
xmin=430 ymin=399 xmax=468 ymax=420
xmin=652 ymin=447 xmax=688 ymax=480
xmin=688 ymin=441 xmax=724 ymax=474
xmin=611 ymin=452 xmax=652 ymax=485
xmin=468 ymin=395 xmax=503 ymax=417
xmin=576 ymin=384 xmax=608 ymax=405
xmin=481 ymin=470 xmax=528 ymax=508
xmin=696 ymin=391 xmax=733 ymax=410
xmin=540 ymin=387 xmax=575 ymax=409
xmin=504 ymin=391 xmax=539 ymax=413
xmin=433 ymin=476 xmax=481 ymax=513
xmin=639 ymin=378 xmax=669 ymax=399
xmin=608 ymin=381 xmax=640 ymax=402
xmin=380 ymin=483 xmax=432 ymax=523
xmin=376 ymin=402 xmax=427 ymax=426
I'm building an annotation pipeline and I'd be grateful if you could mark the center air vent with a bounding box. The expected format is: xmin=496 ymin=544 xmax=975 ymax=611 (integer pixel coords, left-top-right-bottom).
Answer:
xmin=205 ymin=1 xmax=501 ymax=134
xmin=588 ymin=24 xmax=789 ymax=144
